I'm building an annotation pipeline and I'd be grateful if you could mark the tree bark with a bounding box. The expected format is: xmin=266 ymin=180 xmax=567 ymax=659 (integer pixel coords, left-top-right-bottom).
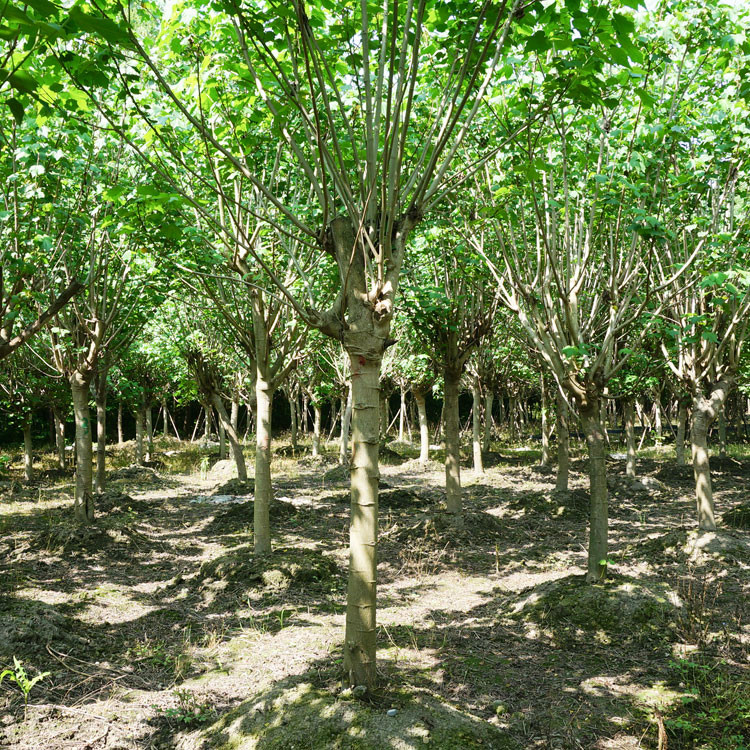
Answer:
xmin=162 ymin=399 xmax=169 ymax=436
xmin=444 ymin=366 xmax=462 ymax=516
xmin=136 ymin=404 xmax=145 ymax=465
xmin=398 ymin=385 xmax=406 ymax=443
xmin=289 ymin=390 xmax=298 ymax=452
xmin=717 ymin=410 xmax=727 ymax=458
xmin=344 ymin=353 xmax=381 ymax=689
xmin=483 ymin=391 xmax=493 ymax=453
xmin=95 ymin=389 xmax=107 ymax=493
xmin=414 ymin=388 xmax=429 ymax=465
xmin=580 ymin=401 xmax=609 ymax=582
xmin=254 ymin=378 xmax=274 ymax=555
xmin=210 ymin=391 xmax=247 ymax=481
xmin=218 ymin=419 xmax=227 ymax=459
xmin=23 ymin=421 xmax=33 ymax=482
xmin=312 ymin=402 xmax=322 ymax=457
xmin=53 ymin=405 xmax=66 ymax=470
xmin=71 ymin=374 xmax=94 ymax=523
xmin=231 ymin=393 xmax=239 ymax=433
xmin=340 ymin=383 xmax=353 ymax=466
xmin=676 ymin=403 xmax=687 ymax=466
xmin=624 ymin=399 xmax=636 ymax=479
xmin=471 ymin=378 xmax=483 ymax=473
xmin=555 ymin=388 xmax=569 ymax=492
xmin=117 ymin=401 xmax=124 ymax=445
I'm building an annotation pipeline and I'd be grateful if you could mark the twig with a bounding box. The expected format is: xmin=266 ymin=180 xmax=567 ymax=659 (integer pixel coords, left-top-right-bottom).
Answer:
xmin=26 ymin=703 xmax=113 ymax=722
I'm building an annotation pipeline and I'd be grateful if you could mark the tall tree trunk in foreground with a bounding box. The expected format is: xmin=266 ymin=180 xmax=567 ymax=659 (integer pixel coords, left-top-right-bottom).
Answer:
xmin=344 ymin=352 xmax=381 ymax=687
xmin=340 ymin=383 xmax=353 ymax=466
xmin=472 ymin=378 xmax=483 ymax=473
xmin=71 ymin=374 xmax=94 ymax=523
xmin=580 ymin=399 xmax=608 ymax=582
xmin=624 ymin=399 xmax=636 ymax=479
xmin=254 ymin=377 xmax=274 ymax=555
xmin=482 ymin=391 xmax=493 ymax=453
xmin=23 ymin=421 xmax=33 ymax=481
xmin=210 ymin=392 xmax=247 ymax=481
xmin=414 ymin=388 xmax=429 ymax=465
xmin=555 ymin=388 xmax=569 ymax=492
xmin=690 ymin=380 xmax=731 ymax=531
xmin=53 ymin=405 xmax=66 ymax=470
xmin=676 ymin=402 xmax=687 ymax=466
xmin=717 ymin=410 xmax=727 ymax=458
xmin=444 ymin=365 xmax=462 ymax=516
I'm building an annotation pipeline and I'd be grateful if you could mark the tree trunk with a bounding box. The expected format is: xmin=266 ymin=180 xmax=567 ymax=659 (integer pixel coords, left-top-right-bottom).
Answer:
xmin=340 ymin=383 xmax=353 ymax=466
xmin=218 ymin=419 xmax=227 ymax=459
xmin=23 ymin=421 xmax=33 ymax=482
xmin=289 ymin=391 xmax=298 ymax=452
xmin=71 ymin=375 xmax=94 ymax=523
xmin=53 ymin=405 xmax=66 ymax=470
xmin=254 ymin=378 xmax=274 ymax=555
xmin=231 ymin=393 xmax=240 ymax=433
xmin=676 ymin=403 xmax=687 ymax=466
xmin=717 ymin=410 xmax=727 ymax=458
xmin=540 ymin=376 xmax=551 ymax=467
xmin=343 ymin=352 xmax=381 ymax=689
xmin=483 ymin=391 xmax=493 ymax=453
xmin=472 ymin=378 xmax=483 ymax=473
xmin=136 ymin=404 xmax=145 ymax=465
xmin=203 ymin=401 xmax=211 ymax=440
xmin=95 ymin=386 xmax=107 ymax=493
xmin=398 ymin=385 xmax=406 ymax=443
xmin=414 ymin=389 xmax=429 ymax=465
xmin=624 ymin=399 xmax=636 ymax=479
xmin=654 ymin=393 xmax=663 ymax=441
xmin=117 ymin=401 xmax=124 ymax=444
xmin=312 ymin=402 xmax=322 ymax=457
xmin=580 ymin=401 xmax=609 ymax=582
xmin=210 ymin=391 xmax=247 ymax=481
xmin=380 ymin=392 xmax=388 ymax=441
xmin=145 ymin=403 xmax=153 ymax=461
xmin=444 ymin=366 xmax=462 ymax=516
xmin=691 ymin=404 xmax=716 ymax=531
xmin=555 ymin=388 xmax=569 ymax=492
xmin=509 ymin=396 xmax=518 ymax=441
xmin=162 ymin=399 xmax=169 ymax=436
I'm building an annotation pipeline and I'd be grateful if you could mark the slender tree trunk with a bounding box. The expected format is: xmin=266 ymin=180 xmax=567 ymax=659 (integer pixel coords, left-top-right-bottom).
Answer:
xmin=676 ymin=403 xmax=687 ymax=466
xmin=203 ymin=401 xmax=211 ymax=440
xmin=654 ymin=393 xmax=663 ymax=441
xmin=472 ymin=378 xmax=483 ymax=473
xmin=162 ymin=399 xmax=169 ymax=436
xmin=95 ymin=384 xmax=107 ymax=494
xmin=23 ymin=421 xmax=33 ymax=482
xmin=254 ymin=378 xmax=274 ymax=555
xmin=414 ymin=389 xmax=429 ymax=465
xmin=717 ymin=410 xmax=727 ymax=458
xmin=398 ymin=385 xmax=406 ymax=442
xmin=580 ymin=400 xmax=609 ymax=582
xmin=483 ymin=391 xmax=494 ymax=453
xmin=340 ymin=383 xmax=353 ymax=466
xmin=624 ymin=399 xmax=636 ymax=479
xmin=540 ymin=376 xmax=551 ymax=467
xmin=231 ymin=393 xmax=239 ymax=433
xmin=136 ymin=405 xmax=145 ymax=465
xmin=444 ymin=365 xmax=462 ymax=516
xmin=71 ymin=375 xmax=94 ymax=523
xmin=312 ymin=403 xmax=322 ymax=457
xmin=145 ymin=403 xmax=153 ymax=461
xmin=498 ymin=396 xmax=506 ymax=431
xmin=691 ymin=404 xmax=716 ymax=531
xmin=509 ymin=396 xmax=518 ymax=441
xmin=210 ymin=391 xmax=247 ymax=481
xmin=343 ymin=352 xmax=381 ymax=689
xmin=555 ymin=388 xmax=569 ymax=492
xmin=289 ymin=391 xmax=298 ymax=452
xmin=117 ymin=401 xmax=124 ymax=445
xmin=219 ymin=419 xmax=227 ymax=459
xmin=53 ymin=405 xmax=66 ymax=470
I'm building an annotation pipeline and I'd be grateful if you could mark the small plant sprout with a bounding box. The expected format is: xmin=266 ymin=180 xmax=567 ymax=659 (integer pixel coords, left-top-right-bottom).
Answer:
xmin=0 ymin=657 xmax=51 ymax=720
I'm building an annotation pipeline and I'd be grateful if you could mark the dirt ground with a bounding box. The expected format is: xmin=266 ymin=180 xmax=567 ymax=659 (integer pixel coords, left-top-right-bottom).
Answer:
xmin=0 ymin=437 xmax=748 ymax=750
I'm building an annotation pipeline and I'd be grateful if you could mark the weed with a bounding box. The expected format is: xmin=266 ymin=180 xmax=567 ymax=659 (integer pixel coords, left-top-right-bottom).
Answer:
xmin=675 ymin=566 xmax=723 ymax=648
xmin=154 ymin=688 xmax=213 ymax=726
xmin=0 ymin=657 xmax=51 ymax=720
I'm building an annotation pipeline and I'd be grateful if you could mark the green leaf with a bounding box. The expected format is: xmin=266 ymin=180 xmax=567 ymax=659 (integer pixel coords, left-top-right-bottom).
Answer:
xmin=7 ymin=97 xmax=24 ymax=124
xmin=701 ymin=331 xmax=719 ymax=343
xmin=562 ymin=346 xmax=580 ymax=358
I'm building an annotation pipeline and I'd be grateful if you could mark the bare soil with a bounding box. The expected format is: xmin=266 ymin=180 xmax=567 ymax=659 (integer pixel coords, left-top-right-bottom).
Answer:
xmin=0 ymin=438 xmax=748 ymax=750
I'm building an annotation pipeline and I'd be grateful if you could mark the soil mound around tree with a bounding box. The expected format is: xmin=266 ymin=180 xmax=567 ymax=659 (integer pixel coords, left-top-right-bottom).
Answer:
xmin=379 ymin=445 xmax=406 ymax=465
xmin=28 ymin=518 xmax=149 ymax=557
xmin=723 ymin=502 xmax=750 ymax=529
xmin=214 ymin=478 xmax=255 ymax=496
xmin=203 ymin=499 xmax=298 ymax=535
xmin=207 ymin=459 xmax=238 ymax=482
xmin=506 ymin=489 xmax=588 ymax=519
xmin=275 ymin=444 xmax=310 ymax=458
xmin=636 ymin=528 xmax=750 ymax=565
xmin=95 ymin=490 xmax=152 ymax=515
xmin=506 ymin=574 xmax=680 ymax=649
xmin=380 ymin=487 xmax=429 ymax=510
xmin=388 ymin=510 xmax=506 ymax=549
xmin=323 ymin=464 xmax=349 ymax=484
xmin=174 ymin=547 xmax=340 ymax=610
xmin=193 ymin=680 xmax=519 ymax=750
xmin=0 ymin=600 xmax=88 ymax=662
xmin=108 ymin=464 xmax=163 ymax=483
